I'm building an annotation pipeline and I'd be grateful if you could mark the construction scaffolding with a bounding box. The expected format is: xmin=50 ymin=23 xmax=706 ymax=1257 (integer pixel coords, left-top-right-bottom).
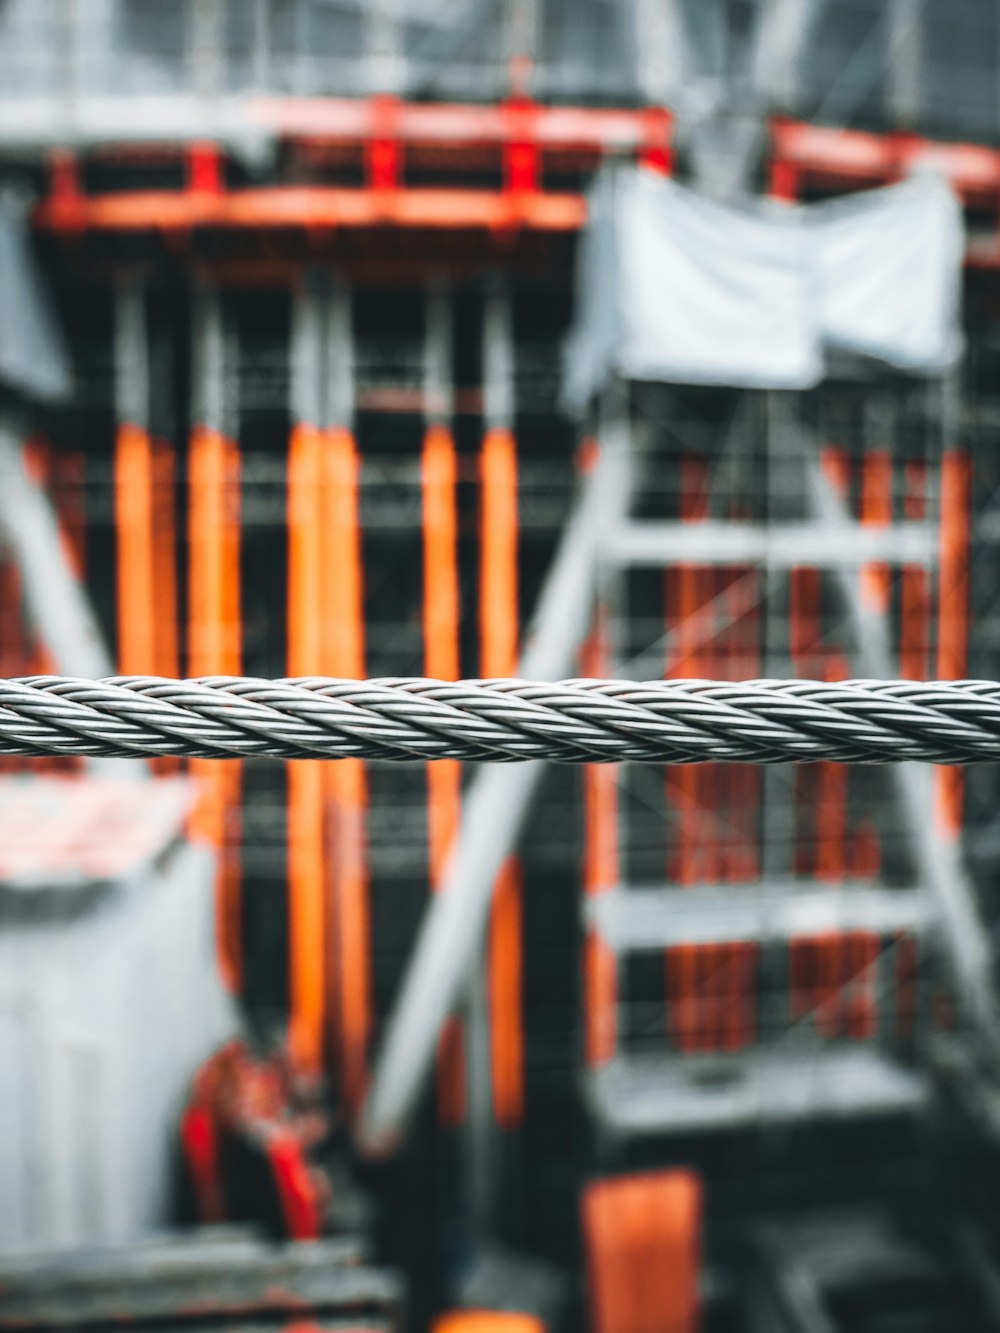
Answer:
xmin=5 ymin=1 xmax=1000 ymax=1328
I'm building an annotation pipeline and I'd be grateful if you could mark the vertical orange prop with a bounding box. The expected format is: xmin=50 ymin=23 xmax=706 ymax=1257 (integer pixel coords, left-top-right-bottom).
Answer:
xmin=856 ymin=446 xmax=894 ymax=1034
xmin=287 ymin=423 xmax=326 ymax=1076
xmin=115 ymin=422 xmax=157 ymax=676
xmin=860 ymin=449 xmax=892 ymax=613
xmin=481 ymin=426 xmax=524 ymax=1129
xmin=422 ymin=422 xmax=465 ymax=1126
xmin=789 ymin=565 xmax=820 ymax=1017
xmin=936 ymin=450 xmax=971 ymax=839
xmin=189 ymin=426 xmax=243 ymax=991
xmin=582 ymin=614 xmax=619 ymax=1068
xmin=323 ymin=427 xmax=369 ymax=1114
xmin=816 ymin=448 xmax=853 ymax=1034
xmin=900 ymin=460 xmax=929 ymax=680
xmin=667 ymin=455 xmax=709 ymax=1054
xmin=722 ymin=567 xmax=759 ymax=1051
xmin=583 ymin=1169 xmax=702 ymax=1333
xmin=288 ymin=420 xmax=370 ymax=1106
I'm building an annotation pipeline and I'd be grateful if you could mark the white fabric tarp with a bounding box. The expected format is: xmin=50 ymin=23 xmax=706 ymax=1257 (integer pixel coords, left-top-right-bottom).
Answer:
xmin=563 ymin=167 xmax=964 ymax=411
xmin=809 ymin=173 xmax=964 ymax=374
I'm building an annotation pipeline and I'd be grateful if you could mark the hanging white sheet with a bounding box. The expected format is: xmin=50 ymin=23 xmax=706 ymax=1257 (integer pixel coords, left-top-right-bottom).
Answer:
xmin=563 ymin=166 xmax=964 ymax=411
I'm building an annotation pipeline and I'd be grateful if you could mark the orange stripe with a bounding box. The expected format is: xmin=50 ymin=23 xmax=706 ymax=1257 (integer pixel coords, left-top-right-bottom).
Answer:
xmin=323 ymin=427 xmax=369 ymax=1114
xmin=900 ymin=460 xmax=929 ymax=680
xmin=583 ymin=1169 xmax=702 ymax=1333
xmin=188 ymin=427 xmax=243 ymax=991
xmin=489 ymin=856 xmax=524 ymax=1128
xmin=582 ymin=616 xmax=619 ymax=1068
xmin=860 ymin=449 xmax=892 ymax=613
xmin=422 ymin=422 xmax=466 ymax=1125
xmin=816 ymin=449 xmax=853 ymax=1036
xmin=480 ymin=426 xmax=523 ymax=1128
xmin=149 ymin=441 xmax=181 ymax=776
xmin=114 ymin=423 xmax=156 ymax=674
xmin=287 ymin=423 xmax=326 ymax=1075
xmin=668 ymin=455 xmax=708 ymax=1053
xmin=152 ymin=441 xmax=180 ymax=680
xmin=936 ymin=450 xmax=970 ymax=838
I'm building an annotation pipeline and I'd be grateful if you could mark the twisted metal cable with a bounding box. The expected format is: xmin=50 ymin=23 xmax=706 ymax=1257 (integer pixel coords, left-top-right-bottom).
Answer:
xmin=0 ymin=675 xmax=998 ymax=764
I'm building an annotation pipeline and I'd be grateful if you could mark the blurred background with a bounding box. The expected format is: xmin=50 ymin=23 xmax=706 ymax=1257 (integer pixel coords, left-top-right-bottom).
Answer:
xmin=3 ymin=2 xmax=1000 ymax=1331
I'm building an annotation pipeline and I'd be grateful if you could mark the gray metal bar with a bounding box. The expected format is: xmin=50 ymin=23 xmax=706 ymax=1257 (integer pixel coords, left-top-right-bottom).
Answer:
xmin=483 ymin=279 xmax=514 ymax=433
xmin=357 ymin=413 xmax=633 ymax=1156
xmin=751 ymin=0 xmax=816 ymax=110
xmin=607 ymin=519 xmax=936 ymax=569
xmin=325 ymin=281 xmax=355 ymax=432
xmin=424 ymin=281 xmax=452 ymax=428
xmin=192 ymin=283 xmax=227 ymax=435
xmin=367 ymin=0 xmax=404 ymax=97
xmin=290 ymin=274 xmax=325 ymax=427
xmin=886 ymin=0 xmax=925 ymax=128
xmin=114 ymin=276 xmax=149 ymax=431
xmin=586 ymin=883 xmax=931 ymax=952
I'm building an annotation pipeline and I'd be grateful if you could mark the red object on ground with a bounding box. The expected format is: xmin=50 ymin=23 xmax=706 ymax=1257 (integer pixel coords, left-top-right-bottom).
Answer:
xmin=179 ymin=1040 xmax=331 ymax=1240
xmin=583 ymin=1170 xmax=702 ymax=1333
xmin=433 ymin=1314 xmax=546 ymax=1333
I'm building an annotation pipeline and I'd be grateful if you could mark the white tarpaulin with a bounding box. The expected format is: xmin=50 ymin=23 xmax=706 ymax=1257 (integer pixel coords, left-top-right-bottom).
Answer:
xmin=809 ymin=173 xmax=964 ymax=374
xmin=563 ymin=167 xmax=964 ymax=411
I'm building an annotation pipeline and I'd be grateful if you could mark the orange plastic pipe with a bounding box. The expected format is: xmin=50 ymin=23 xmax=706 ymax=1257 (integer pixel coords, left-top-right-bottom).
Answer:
xmin=287 ymin=422 xmax=327 ymax=1076
xmin=723 ymin=568 xmax=759 ymax=1051
xmin=322 ymin=426 xmax=370 ymax=1114
xmin=936 ymin=449 xmax=971 ymax=839
xmin=583 ymin=1169 xmax=702 ymax=1333
xmin=422 ymin=421 xmax=465 ymax=1126
xmin=582 ymin=615 xmax=619 ymax=1068
xmin=114 ymin=422 xmax=157 ymax=676
xmin=816 ymin=448 xmax=853 ymax=1034
xmin=860 ymin=448 xmax=892 ymax=613
xmin=481 ymin=425 xmax=524 ymax=1129
xmin=667 ymin=455 xmax=709 ymax=1054
xmin=188 ymin=426 xmax=243 ymax=992
xmin=900 ymin=460 xmax=929 ymax=680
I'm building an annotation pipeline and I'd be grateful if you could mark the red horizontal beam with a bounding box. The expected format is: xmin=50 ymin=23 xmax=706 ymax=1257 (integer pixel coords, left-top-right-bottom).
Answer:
xmin=35 ymin=184 xmax=586 ymax=236
xmin=771 ymin=118 xmax=1000 ymax=199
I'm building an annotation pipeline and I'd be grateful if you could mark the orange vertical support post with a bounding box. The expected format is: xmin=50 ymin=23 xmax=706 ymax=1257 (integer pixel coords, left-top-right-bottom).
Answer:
xmin=860 ymin=448 xmax=892 ymax=614
xmin=582 ymin=612 xmax=619 ymax=1067
xmin=114 ymin=277 xmax=179 ymax=779
xmin=853 ymin=442 xmax=894 ymax=1035
xmin=287 ymin=415 xmax=326 ymax=1076
xmin=666 ymin=455 xmax=711 ymax=1054
xmin=481 ymin=281 xmax=523 ymax=1128
xmin=114 ymin=279 xmax=156 ymax=679
xmin=422 ymin=283 xmax=465 ymax=1127
xmin=323 ymin=408 xmax=369 ymax=1116
xmin=189 ymin=285 xmax=243 ymax=991
xmin=815 ymin=447 xmax=853 ymax=1036
xmin=936 ymin=449 xmax=971 ymax=839
xmin=583 ymin=1169 xmax=702 ymax=1333
xmin=789 ymin=564 xmax=820 ymax=1020
xmin=900 ymin=460 xmax=929 ymax=679
xmin=287 ymin=279 xmax=329 ymax=1080
xmin=422 ymin=418 xmax=465 ymax=1126
xmin=116 ymin=281 xmax=179 ymax=688
xmin=722 ymin=564 xmax=759 ymax=1052
xmin=481 ymin=421 xmax=523 ymax=1128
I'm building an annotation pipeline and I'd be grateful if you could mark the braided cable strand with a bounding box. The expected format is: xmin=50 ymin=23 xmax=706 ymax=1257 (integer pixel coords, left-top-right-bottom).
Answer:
xmin=0 ymin=675 xmax=998 ymax=763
